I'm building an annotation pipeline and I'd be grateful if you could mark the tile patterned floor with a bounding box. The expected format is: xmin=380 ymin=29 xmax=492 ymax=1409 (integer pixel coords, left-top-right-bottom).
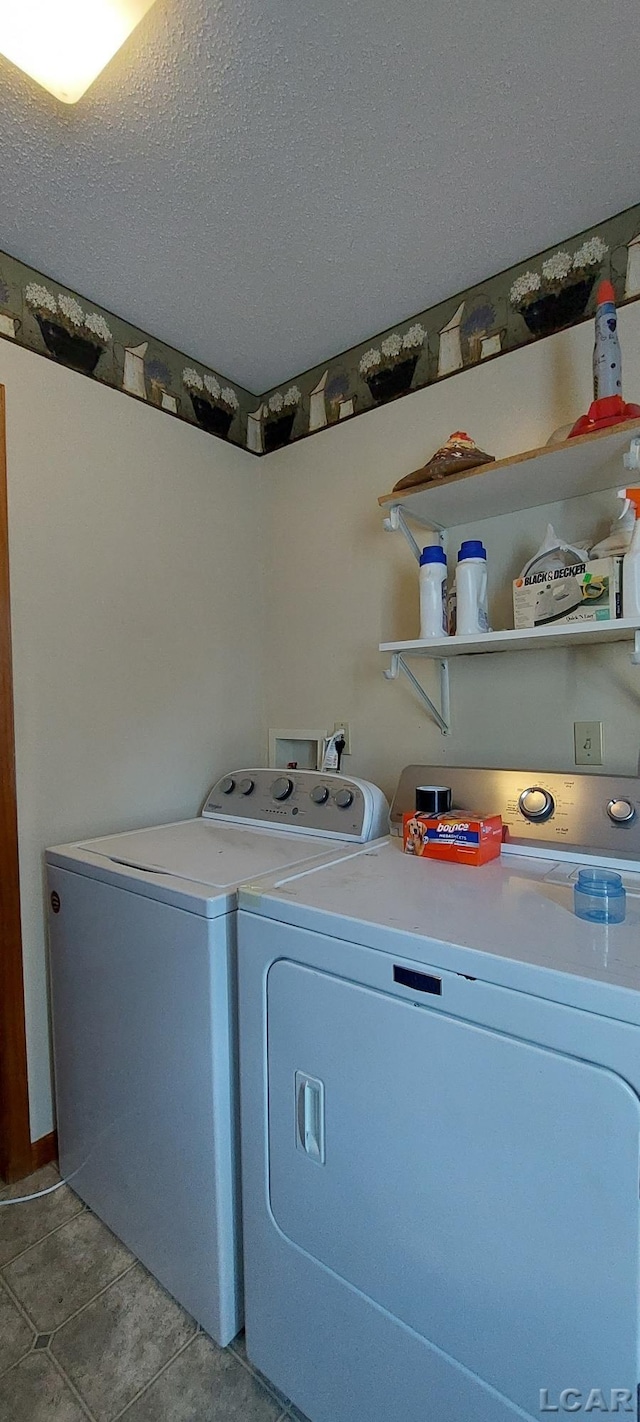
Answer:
xmin=0 ymin=1167 xmax=308 ymax=1422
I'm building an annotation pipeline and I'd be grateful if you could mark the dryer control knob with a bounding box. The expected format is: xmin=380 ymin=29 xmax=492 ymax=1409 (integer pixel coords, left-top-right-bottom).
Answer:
xmin=220 ymin=777 xmax=235 ymax=795
xmin=607 ymin=798 xmax=636 ymax=824
xmin=239 ymin=778 xmax=255 ymax=796
xmin=272 ymin=776 xmax=294 ymax=801
xmin=518 ymin=787 xmax=554 ymax=822
xmin=335 ymin=788 xmax=354 ymax=809
xmin=310 ymin=786 xmax=329 ymax=804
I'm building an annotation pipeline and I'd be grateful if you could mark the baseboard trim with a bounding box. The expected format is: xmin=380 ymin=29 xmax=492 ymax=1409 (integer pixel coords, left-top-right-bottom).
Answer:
xmin=31 ymin=1129 xmax=58 ymax=1172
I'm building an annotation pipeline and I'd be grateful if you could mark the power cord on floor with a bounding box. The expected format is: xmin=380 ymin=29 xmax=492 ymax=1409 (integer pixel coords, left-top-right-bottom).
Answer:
xmin=0 ymin=1179 xmax=67 ymax=1206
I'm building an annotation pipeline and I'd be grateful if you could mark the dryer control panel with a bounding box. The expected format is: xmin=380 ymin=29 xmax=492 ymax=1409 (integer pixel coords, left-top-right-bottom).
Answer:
xmin=391 ymin=765 xmax=640 ymax=861
xmin=203 ymin=769 xmax=388 ymax=843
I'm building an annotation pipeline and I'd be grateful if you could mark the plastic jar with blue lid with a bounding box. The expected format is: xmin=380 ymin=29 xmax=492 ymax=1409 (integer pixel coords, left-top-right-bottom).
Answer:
xmin=574 ymin=869 xmax=626 ymax=924
xmin=419 ymin=545 xmax=448 ymax=638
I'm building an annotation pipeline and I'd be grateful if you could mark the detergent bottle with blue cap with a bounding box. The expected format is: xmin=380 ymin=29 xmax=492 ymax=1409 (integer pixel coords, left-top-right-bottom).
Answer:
xmin=456 ymin=539 xmax=489 ymax=635
xmin=618 ymin=487 xmax=640 ymax=618
xmin=419 ymin=545 xmax=448 ymax=638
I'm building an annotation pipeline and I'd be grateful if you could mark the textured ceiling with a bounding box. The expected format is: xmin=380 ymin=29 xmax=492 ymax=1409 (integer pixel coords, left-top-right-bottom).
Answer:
xmin=1 ymin=0 xmax=640 ymax=392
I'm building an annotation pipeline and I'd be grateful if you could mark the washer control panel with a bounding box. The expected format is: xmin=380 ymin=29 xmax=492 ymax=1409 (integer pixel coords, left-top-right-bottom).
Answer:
xmin=390 ymin=765 xmax=640 ymax=859
xmin=203 ymin=768 xmax=376 ymax=840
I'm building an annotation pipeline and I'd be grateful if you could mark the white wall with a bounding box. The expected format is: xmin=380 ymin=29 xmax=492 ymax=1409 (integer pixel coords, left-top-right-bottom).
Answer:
xmin=1 ymin=341 xmax=266 ymax=1141
xmin=264 ymin=306 xmax=640 ymax=805
xmin=7 ymin=304 xmax=640 ymax=1142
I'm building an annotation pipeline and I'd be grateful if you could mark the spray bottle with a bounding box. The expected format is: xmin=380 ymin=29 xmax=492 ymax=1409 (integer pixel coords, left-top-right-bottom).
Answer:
xmin=591 ymin=438 xmax=640 ymax=556
xmin=618 ymin=488 xmax=640 ymax=617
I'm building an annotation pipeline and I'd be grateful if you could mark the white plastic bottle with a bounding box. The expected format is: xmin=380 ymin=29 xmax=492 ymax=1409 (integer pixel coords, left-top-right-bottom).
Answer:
xmin=455 ymin=539 xmax=489 ymax=635
xmin=419 ymin=545 xmax=448 ymax=638
xmin=618 ymin=488 xmax=640 ymax=617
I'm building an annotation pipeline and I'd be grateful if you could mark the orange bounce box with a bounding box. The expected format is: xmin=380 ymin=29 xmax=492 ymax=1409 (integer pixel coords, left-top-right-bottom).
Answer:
xmin=403 ymin=810 xmax=503 ymax=866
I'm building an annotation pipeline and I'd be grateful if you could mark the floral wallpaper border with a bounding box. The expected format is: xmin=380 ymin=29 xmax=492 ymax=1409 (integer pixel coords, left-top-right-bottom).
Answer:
xmin=259 ymin=202 xmax=640 ymax=454
xmin=1 ymin=201 xmax=640 ymax=457
xmin=0 ymin=252 xmax=255 ymax=451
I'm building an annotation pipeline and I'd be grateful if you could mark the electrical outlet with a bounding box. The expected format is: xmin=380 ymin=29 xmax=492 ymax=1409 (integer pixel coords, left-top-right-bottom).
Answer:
xmin=333 ymin=721 xmax=351 ymax=755
xmin=574 ymin=721 xmax=603 ymax=766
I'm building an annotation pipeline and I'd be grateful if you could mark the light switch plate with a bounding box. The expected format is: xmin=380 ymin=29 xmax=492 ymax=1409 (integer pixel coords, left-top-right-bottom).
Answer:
xmin=574 ymin=721 xmax=603 ymax=766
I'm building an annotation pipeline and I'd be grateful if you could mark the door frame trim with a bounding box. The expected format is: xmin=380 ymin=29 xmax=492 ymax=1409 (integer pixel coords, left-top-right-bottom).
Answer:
xmin=0 ymin=384 xmax=32 ymax=1182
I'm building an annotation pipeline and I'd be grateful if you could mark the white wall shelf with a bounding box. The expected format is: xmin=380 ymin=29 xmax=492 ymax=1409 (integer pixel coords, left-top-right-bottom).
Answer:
xmin=379 ymin=423 xmax=640 ymax=732
xmin=379 ymin=419 xmax=640 ymax=538
xmin=381 ymin=622 xmax=640 ymax=735
xmin=381 ymin=619 xmax=640 ymax=660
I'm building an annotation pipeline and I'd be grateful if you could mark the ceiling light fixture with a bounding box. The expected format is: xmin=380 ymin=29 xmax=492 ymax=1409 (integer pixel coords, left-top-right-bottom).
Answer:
xmin=0 ymin=0 xmax=158 ymax=104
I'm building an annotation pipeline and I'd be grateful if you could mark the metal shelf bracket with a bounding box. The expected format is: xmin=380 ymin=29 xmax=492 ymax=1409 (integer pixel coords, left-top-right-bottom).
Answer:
xmin=384 ymin=653 xmax=450 ymax=734
xmin=382 ymin=503 xmax=444 ymax=562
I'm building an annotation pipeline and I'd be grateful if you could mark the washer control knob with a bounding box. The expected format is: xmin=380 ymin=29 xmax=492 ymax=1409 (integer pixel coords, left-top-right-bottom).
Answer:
xmin=607 ymin=798 xmax=636 ymax=824
xmin=272 ymin=776 xmax=294 ymax=801
xmin=310 ymin=785 xmax=329 ymax=805
xmin=518 ymin=787 xmax=554 ymax=822
xmin=335 ymin=787 xmax=354 ymax=809
xmin=239 ymin=777 xmax=255 ymax=796
xmin=220 ymin=777 xmax=235 ymax=795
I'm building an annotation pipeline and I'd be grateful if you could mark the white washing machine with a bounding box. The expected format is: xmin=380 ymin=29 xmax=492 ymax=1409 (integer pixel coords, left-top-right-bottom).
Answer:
xmin=237 ymin=766 xmax=640 ymax=1422
xmin=46 ymin=768 xmax=388 ymax=1345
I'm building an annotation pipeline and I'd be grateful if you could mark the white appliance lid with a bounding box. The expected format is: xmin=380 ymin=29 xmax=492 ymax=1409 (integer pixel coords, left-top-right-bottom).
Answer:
xmin=77 ymin=817 xmax=350 ymax=891
xmin=239 ymin=838 xmax=640 ymax=1022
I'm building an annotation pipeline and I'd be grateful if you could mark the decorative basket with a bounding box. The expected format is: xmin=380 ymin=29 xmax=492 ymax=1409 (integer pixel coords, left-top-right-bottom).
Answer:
xmin=190 ymin=394 xmax=234 ymax=439
xmin=519 ymin=276 xmax=596 ymax=339
xmin=263 ymin=410 xmax=296 ymax=453
xmin=365 ymin=354 xmax=419 ymax=405
xmin=36 ymin=316 xmax=104 ymax=375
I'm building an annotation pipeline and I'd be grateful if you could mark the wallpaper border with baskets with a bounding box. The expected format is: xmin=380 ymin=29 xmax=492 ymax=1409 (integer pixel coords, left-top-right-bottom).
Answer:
xmin=2 ymin=201 xmax=640 ymax=457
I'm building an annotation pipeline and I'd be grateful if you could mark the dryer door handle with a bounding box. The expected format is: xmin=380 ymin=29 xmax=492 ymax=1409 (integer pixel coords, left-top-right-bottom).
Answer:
xmin=296 ymin=1072 xmax=325 ymax=1165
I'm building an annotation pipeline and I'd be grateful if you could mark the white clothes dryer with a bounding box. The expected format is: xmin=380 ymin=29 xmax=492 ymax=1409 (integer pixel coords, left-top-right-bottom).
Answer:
xmin=237 ymin=765 xmax=640 ymax=1422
